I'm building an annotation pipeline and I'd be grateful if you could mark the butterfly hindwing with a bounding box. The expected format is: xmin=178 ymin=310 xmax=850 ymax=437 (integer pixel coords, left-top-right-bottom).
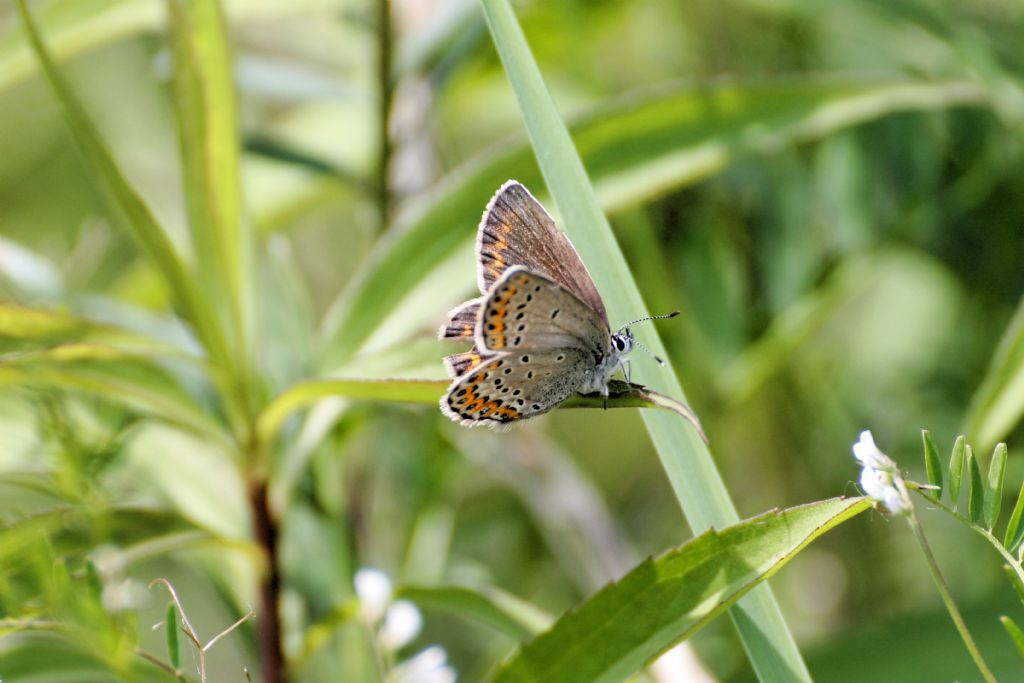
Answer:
xmin=477 ymin=181 xmax=608 ymax=326
xmin=440 ymin=347 xmax=593 ymax=425
xmin=476 ymin=266 xmax=609 ymax=355
xmin=438 ymin=298 xmax=481 ymax=341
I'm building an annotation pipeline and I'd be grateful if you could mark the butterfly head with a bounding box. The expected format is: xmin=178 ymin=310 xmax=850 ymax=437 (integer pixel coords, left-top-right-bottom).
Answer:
xmin=611 ymin=331 xmax=634 ymax=355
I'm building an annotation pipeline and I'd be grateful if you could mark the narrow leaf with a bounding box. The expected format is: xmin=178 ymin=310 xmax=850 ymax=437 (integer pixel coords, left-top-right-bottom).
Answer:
xmin=478 ymin=1 xmax=811 ymax=679
xmin=257 ymin=378 xmax=703 ymax=445
xmin=1003 ymin=565 xmax=1024 ymax=605
xmin=490 ymin=497 xmax=871 ymax=683
xmin=1001 ymin=616 xmax=1024 ymax=661
xmin=985 ymin=443 xmax=1008 ymax=530
xmin=964 ymin=293 xmax=1024 ymax=452
xmin=948 ymin=435 xmax=966 ymax=509
xmin=320 ymin=78 xmax=987 ymax=369
xmin=167 ymin=0 xmax=251 ymax=378
xmin=165 ymin=601 xmax=180 ymax=669
xmin=921 ymin=429 xmax=943 ymax=499
xmin=1004 ymin=479 xmax=1024 ymax=553
xmin=967 ymin=445 xmax=985 ymax=524
xmin=0 ymin=344 xmax=230 ymax=448
xmin=14 ymin=0 xmax=231 ymax=376
xmin=398 ymin=585 xmax=552 ymax=641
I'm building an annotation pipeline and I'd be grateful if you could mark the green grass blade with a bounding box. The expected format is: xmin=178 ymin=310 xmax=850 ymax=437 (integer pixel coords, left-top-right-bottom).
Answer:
xmin=985 ymin=443 xmax=1008 ymax=530
xmin=490 ymin=497 xmax=871 ymax=683
xmin=478 ymin=1 xmax=812 ymax=679
xmin=1003 ymin=479 xmax=1024 ymax=553
xmin=1001 ymin=616 xmax=1024 ymax=660
xmin=319 ymin=78 xmax=985 ymax=368
xmin=949 ymin=435 xmax=966 ymax=509
xmin=14 ymin=0 xmax=231 ymax=378
xmin=921 ymin=429 xmax=943 ymax=499
xmin=398 ymin=585 xmax=553 ymax=641
xmin=166 ymin=0 xmax=252 ymax=385
xmin=967 ymin=445 xmax=985 ymax=524
xmin=964 ymin=294 xmax=1024 ymax=452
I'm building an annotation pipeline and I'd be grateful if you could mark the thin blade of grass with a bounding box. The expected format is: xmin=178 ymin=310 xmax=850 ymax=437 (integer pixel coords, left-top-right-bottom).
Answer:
xmin=949 ymin=435 xmax=966 ymax=510
xmin=985 ymin=443 xmax=1008 ymax=530
xmin=922 ymin=429 xmax=943 ymax=499
xmin=478 ymin=0 xmax=811 ymax=680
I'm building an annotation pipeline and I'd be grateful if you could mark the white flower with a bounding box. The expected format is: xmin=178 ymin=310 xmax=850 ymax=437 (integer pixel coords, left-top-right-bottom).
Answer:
xmin=852 ymin=430 xmax=911 ymax=515
xmin=355 ymin=568 xmax=393 ymax=622
xmin=390 ymin=646 xmax=457 ymax=683
xmin=379 ymin=600 xmax=423 ymax=650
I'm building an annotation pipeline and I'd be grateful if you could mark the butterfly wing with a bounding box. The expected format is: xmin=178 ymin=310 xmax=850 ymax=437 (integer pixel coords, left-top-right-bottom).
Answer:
xmin=477 ymin=181 xmax=608 ymax=327
xmin=440 ymin=347 xmax=593 ymax=425
xmin=476 ymin=266 xmax=609 ymax=355
xmin=440 ymin=267 xmax=612 ymax=426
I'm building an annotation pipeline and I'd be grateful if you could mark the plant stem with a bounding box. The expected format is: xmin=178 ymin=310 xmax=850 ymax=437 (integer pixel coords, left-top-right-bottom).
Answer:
xmin=375 ymin=0 xmax=394 ymax=228
xmin=905 ymin=507 xmax=998 ymax=683
xmin=910 ymin=486 xmax=1024 ymax=586
xmin=250 ymin=477 xmax=286 ymax=683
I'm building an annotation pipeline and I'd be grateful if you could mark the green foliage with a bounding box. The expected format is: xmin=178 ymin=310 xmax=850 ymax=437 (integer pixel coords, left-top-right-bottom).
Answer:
xmin=922 ymin=429 xmax=943 ymax=499
xmin=492 ymin=498 xmax=869 ymax=683
xmin=3 ymin=0 xmax=1024 ymax=680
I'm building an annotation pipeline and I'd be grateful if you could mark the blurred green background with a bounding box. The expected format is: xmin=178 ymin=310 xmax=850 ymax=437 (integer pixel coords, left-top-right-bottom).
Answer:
xmin=1 ymin=0 xmax=1023 ymax=680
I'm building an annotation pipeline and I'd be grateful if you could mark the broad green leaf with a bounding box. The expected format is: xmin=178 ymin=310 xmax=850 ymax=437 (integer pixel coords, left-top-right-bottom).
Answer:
xmin=478 ymin=1 xmax=811 ymax=680
xmin=921 ymin=430 xmax=943 ymax=499
xmin=1003 ymin=480 xmax=1024 ymax=553
xmin=14 ymin=0 xmax=232 ymax=385
xmin=166 ymin=0 xmax=252 ymax=390
xmin=0 ymin=343 xmax=229 ymax=448
xmin=967 ymin=445 xmax=985 ymax=524
xmin=319 ymin=77 xmax=987 ymax=369
xmin=398 ymin=585 xmax=553 ymax=641
xmin=964 ymin=294 xmax=1024 ymax=452
xmin=1001 ymin=616 xmax=1024 ymax=661
xmin=490 ymin=497 xmax=871 ymax=683
xmin=985 ymin=443 xmax=1008 ymax=530
xmin=949 ymin=435 xmax=966 ymax=509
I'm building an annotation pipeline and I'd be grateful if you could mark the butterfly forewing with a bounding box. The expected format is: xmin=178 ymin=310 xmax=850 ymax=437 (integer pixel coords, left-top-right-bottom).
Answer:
xmin=476 ymin=266 xmax=609 ymax=355
xmin=478 ymin=181 xmax=608 ymax=326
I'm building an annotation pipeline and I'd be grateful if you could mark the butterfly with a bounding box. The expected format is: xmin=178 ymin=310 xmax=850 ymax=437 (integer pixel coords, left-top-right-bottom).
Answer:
xmin=438 ymin=180 xmax=675 ymax=427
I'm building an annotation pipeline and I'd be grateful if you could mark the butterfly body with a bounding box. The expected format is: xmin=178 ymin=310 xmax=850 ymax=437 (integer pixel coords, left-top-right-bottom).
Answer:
xmin=439 ymin=181 xmax=632 ymax=427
